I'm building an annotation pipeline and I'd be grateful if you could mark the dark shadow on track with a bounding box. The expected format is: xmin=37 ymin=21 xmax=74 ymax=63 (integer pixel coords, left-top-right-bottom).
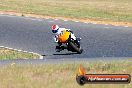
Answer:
xmin=42 ymin=55 xmax=46 ymax=56
xmin=53 ymin=52 xmax=79 ymax=55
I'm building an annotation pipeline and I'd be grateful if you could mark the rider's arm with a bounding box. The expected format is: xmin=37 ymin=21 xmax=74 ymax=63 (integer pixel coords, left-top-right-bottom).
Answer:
xmin=60 ymin=28 xmax=70 ymax=31
xmin=66 ymin=29 xmax=73 ymax=33
xmin=53 ymin=35 xmax=58 ymax=43
xmin=61 ymin=28 xmax=73 ymax=33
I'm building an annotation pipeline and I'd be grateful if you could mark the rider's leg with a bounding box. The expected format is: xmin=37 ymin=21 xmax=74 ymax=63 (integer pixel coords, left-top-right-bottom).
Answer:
xmin=56 ymin=42 xmax=63 ymax=52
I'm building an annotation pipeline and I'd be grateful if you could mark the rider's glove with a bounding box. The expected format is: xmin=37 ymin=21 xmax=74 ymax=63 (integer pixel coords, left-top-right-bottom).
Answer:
xmin=69 ymin=30 xmax=73 ymax=33
xmin=66 ymin=29 xmax=73 ymax=33
xmin=54 ymin=36 xmax=58 ymax=43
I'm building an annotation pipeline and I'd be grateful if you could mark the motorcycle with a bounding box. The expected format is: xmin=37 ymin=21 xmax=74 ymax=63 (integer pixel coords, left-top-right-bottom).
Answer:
xmin=56 ymin=30 xmax=83 ymax=54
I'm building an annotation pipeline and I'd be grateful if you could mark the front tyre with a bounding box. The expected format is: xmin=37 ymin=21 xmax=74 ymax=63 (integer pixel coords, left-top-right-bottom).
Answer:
xmin=69 ymin=42 xmax=83 ymax=54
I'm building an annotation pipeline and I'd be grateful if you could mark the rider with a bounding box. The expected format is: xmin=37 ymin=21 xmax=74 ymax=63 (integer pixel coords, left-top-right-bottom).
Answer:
xmin=51 ymin=24 xmax=80 ymax=52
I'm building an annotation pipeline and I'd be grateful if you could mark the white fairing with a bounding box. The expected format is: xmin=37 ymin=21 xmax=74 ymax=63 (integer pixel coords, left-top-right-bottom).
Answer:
xmin=70 ymin=33 xmax=76 ymax=40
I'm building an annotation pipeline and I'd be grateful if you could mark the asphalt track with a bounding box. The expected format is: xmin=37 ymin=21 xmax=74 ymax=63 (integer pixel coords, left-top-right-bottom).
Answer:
xmin=0 ymin=15 xmax=132 ymax=62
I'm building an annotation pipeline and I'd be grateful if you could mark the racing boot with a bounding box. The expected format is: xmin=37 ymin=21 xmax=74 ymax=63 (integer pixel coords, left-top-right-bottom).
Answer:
xmin=55 ymin=46 xmax=63 ymax=52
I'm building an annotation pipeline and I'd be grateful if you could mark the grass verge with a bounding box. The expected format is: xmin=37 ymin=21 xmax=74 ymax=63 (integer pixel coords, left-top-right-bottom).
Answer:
xmin=0 ymin=47 xmax=40 ymax=60
xmin=0 ymin=60 xmax=131 ymax=88
xmin=0 ymin=0 xmax=132 ymax=23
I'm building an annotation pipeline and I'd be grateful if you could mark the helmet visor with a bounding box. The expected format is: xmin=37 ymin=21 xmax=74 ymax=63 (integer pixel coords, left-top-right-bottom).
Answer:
xmin=52 ymin=28 xmax=59 ymax=33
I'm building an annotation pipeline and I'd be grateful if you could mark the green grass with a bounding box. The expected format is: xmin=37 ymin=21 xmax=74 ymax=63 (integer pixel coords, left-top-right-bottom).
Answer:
xmin=0 ymin=60 xmax=131 ymax=88
xmin=0 ymin=0 xmax=132 ymax=22
xmin=0 ymin=47 xmax=40 ymax=60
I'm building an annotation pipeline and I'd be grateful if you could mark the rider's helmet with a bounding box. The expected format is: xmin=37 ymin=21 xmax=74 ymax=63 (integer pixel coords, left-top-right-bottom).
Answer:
xmin=52 ymin=25 xmax=59 ymax=33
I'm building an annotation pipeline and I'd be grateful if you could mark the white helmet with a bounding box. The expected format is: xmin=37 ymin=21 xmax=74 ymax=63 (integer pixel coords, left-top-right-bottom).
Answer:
xmin=52 ymin=24 xmax=59 ymax=33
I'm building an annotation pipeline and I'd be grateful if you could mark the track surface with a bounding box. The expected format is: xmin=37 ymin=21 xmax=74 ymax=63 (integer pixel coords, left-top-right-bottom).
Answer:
xmin=0 ymin=15 xmax=132 ymax=60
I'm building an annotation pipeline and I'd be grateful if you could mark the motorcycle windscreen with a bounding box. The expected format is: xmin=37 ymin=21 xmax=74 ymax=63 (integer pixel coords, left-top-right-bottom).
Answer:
xmin=58 ymin=31 xmax=70 ymax=43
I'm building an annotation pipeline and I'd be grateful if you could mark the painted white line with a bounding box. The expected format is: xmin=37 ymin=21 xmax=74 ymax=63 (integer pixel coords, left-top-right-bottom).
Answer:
xmin=39 ymin=56 xmax=43 ymax=59
xmin=28 ymin=52 xmax=33 ymax=54
xmin=84 ymin=22 xmax=88 ymax=24
xmin=24 ymin=17 xmax=43 ymax=22
xmin=45 ymin=18 xmax=49 ymax=19
xmin=104 ymin=27 xmax=110 ymax=29
xmin=124 ymin=26 xmax=128 ymax=27
xmin=111 ymin=24 xmax=118 ymax=26
xmin=64 ymin=20 xmax=68 ymax=21
xmin=37 ymin=19 xmax=43 ymax=21
xmin=75 ymin=21 xmax=79 ymax=22
xmin=11 ymin=62 xmax=16 ymax=66
xmin=25 ymin=16 xmax=29 ymax=18
xmin=92 ymin=23 xmax=97 ymax=24
xmin=30 ymin=19 xmax=37 ymax=21
xmin=1 ymin=14 xmax=131 ymax=28
xmin=5 ymin=47 xmax=9 ymax=49
xmin=0 ymin=46 xmax=4 ymax=48
xmin=23 ymin=51 xmax=28 ymax=53
xmin=8 ymin=48 xmax=13 ymax=50
xmin=55 ymin=19 xmax=58 ymax=20
xmin=18 ymin=50 xmax=22 ymax=52
xmin=105 ymin=24 xmax=109 ymax=25
xmin=33 ymin=53 xmax=39 ymax=55
xmin=13 ymin=49 xmax=18 ymax=51
xmin=0 ymin=46 xmax=43 ymax=59
xmin=48 ymin=21 xmax=54 ymax=22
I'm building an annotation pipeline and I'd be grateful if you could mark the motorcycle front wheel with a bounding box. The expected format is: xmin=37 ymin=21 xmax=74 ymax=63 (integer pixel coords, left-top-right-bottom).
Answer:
xmin=69 ymin=41 xmax=83 ymax=54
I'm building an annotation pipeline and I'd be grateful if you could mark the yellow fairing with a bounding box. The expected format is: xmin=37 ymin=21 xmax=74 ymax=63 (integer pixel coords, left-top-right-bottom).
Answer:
xmin=58 ymin=31 xmax=70 ymax=43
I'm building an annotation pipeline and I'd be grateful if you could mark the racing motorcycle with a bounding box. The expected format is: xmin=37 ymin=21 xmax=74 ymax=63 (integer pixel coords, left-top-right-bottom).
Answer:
xmin=56 ymin=30 xmax=83 ymax=54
